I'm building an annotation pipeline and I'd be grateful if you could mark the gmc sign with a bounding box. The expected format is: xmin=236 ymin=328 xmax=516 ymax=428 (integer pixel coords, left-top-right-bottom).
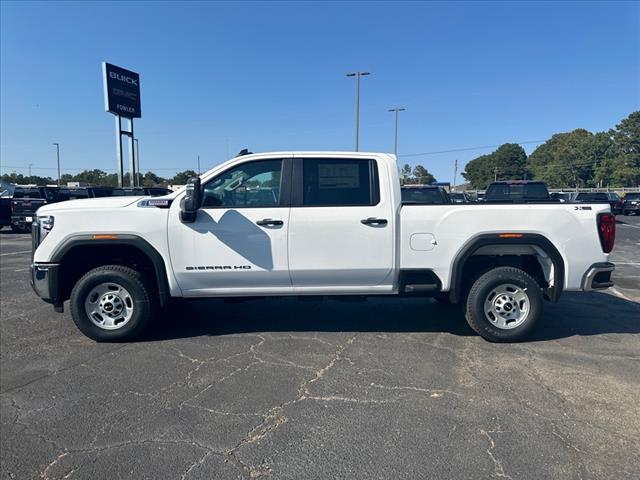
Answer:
xmin=102 ymin=62 xmax=141 ymax=118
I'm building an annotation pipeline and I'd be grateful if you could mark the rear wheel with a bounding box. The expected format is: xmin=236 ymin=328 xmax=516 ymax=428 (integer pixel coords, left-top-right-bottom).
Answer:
xmin=465 ymin=267 xmax=542 ymax=342
xmin=70 ymin=265 xmax=155 ymax=342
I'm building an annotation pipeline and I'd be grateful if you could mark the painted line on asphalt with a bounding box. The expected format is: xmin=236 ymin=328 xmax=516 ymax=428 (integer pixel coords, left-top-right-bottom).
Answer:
xmin=0 ymin=250 xmax=31 ymax=256
xmin=609 ymin=287 xmax=631 ymax=301
xmin=618 ymin=223 xmax=640 ymax=229
xmin=14 ymin=268 xmax=30 ymax=272
xmin=614 ymin=262 xmax=640 ymax=266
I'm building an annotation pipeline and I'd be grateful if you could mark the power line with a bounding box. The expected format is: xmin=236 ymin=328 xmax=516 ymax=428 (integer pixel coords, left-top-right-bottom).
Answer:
xmin=398 ymin=140 xmax=546 ymax=158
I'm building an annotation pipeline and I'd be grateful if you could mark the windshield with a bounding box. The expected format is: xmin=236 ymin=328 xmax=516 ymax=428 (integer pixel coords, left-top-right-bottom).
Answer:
xmin=625 ymin=193 xmax=640 ymax=200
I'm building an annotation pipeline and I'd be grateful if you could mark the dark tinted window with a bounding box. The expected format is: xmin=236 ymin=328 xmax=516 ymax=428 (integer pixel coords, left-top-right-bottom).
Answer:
xmin=146 ymin=188 xmax=171 ymax=196
xmin=302 ymin=159 xmax=378 ymax=206
xmin=606 ymin=192 xmax=620 ymax=201
xmin=402 ymin=187 xmax=447 ymax=204
xmin=486 ymin=183 xmax=549 ymax=201
xmin=575 ymin=193 xmax=609 ymax=202
xmin=202 ymin=159 xmax=282 ymax=208
xmin=57 ymin=189 xmax=89 ymax=201
xmin=624 ymin=193 xmax=640 ymax=200
xmin=13 ymin=188 xmax=44 ymax=199
xmin=90 ymin=188 xmax=116 ymax=198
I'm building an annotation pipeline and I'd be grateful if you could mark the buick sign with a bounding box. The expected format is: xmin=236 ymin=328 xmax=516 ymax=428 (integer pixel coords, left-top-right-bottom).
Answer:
xmin=102 ymin=62 xmax=141 ymax=118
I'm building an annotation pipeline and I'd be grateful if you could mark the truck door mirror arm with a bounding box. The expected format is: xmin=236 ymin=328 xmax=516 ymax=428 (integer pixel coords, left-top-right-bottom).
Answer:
xmin=180 ymin=177 xmax=203 ymax=223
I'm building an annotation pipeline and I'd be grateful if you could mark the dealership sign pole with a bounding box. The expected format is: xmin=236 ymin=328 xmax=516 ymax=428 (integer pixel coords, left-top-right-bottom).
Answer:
xmin=102 ymin=62 xmax=141 ymax=187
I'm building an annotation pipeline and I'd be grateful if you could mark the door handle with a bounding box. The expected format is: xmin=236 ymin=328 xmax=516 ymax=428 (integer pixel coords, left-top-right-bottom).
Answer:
xmin=256 ymin=219 xmax=284 ymax=226
xmin=361 ymin=217 xmax=388 ymax=226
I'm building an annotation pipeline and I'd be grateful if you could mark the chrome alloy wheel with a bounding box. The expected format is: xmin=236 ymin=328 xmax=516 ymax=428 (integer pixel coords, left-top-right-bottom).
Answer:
xmin=84 ymin=282 xmax=134 ymax=330
xmin=483 ymin=283 xmax=530 ymax=329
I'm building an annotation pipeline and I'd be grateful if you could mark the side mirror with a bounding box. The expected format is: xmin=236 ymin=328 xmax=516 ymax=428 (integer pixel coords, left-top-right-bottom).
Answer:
xmin=180 ymin=177 xmax=202 ymax=223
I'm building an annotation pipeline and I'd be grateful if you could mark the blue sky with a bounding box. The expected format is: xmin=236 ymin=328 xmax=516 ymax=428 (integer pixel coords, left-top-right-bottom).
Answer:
xmin=1 ymin=1 xmax=638 ymax=184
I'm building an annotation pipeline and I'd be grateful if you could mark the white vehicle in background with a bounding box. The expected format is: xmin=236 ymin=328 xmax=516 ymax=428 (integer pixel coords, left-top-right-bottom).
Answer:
xmin=31 ymin=152 xmax=616 ymax=343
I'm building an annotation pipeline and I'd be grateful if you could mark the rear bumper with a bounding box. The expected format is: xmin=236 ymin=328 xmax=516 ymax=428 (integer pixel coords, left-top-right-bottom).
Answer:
xmin=11 ymin=215 xmax=34 ymax=227
xmin=581 ymin=262 xmax=615 ymax=291
xmin=622 ymin=204 xmax=640 ymax=212
xmin=30 ymin=263 xmax=63 ymax=311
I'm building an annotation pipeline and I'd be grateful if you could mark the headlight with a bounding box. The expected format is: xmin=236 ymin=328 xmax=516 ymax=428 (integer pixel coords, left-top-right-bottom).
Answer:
xmin=37 ymin=215 xmax=54 ymax=240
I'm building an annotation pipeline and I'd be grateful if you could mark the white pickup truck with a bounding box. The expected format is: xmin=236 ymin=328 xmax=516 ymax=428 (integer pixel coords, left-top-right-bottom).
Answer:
xmin=31 ymin=152 xmax=616 ymax=342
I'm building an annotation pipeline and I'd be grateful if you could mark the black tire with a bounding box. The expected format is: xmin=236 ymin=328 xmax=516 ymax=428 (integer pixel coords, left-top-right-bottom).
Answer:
xmin=11 ymin=224 xmax=25 ymax=233
xmin=464 ymin=266 xmax=543 ymax=342
xmin=623 ymin=211 xmax=629 ymax=216
xmin=70 ymin=265 xmax=155 ymax=342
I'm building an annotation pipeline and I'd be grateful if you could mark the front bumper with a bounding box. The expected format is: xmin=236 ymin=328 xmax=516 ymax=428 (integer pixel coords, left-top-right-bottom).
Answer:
xmin=31 ymin=263 xmax=63 ymax=311
xmin=581 ymin=262 xmax=615 ymax=291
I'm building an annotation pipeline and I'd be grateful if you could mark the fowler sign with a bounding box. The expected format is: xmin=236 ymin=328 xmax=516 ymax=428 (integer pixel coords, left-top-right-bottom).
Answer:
xmin=102 ymin=62 xmax=141 ymax=118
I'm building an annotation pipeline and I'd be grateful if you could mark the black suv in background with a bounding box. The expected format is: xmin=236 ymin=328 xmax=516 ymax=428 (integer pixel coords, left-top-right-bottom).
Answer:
xmin=449 ymin=192 xmax=471 ymax=204
xmin=8 ymin=185 xmax=172 ymax=232
xmin=484 ymin=181 xmax=551 ymax=203
xmin=622 ymin=192 xmax=640 ymax=215
xmin=401 ymin=185 xmax=451 ymax=204
xmin=10 ymin=186 xmax=58 ymax=232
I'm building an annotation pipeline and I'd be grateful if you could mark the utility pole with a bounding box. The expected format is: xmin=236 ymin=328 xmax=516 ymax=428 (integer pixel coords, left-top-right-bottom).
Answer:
xmin=346 ymin=71 xmax=370 ymax=151
xmin=52 ymin=143 xmax=60 ymax=186
xmin=494 ymin=166 xmax=499 ymax=182
xmin=134 ymin=139 xmax=140 ymax=186
xmin=28 ymin=163 xmax=33 ymax=178
xmin=453 ymin=159 xmax=458 ymax=190
xmin=387 ymin=107 xmax=405 ymax=156
xmin=197 ymin=155 xmax=201 ymax=175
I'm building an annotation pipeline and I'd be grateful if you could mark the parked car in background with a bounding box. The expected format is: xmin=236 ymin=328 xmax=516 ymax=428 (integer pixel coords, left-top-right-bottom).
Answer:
xmin=622 ymin=192 xmax=640 ymax=215
xmin=484 ymin=181 xmax=551 ymax=203
xmin=11 ymin=186 xmax=58 ymax=232
xmin=449 ymin=192 xmax=471 ymax=204
xmin=550 ymin=192 xmax=572 ymax=203
xmin=401 ymin=185 xmax=450 ymax=204
xmin=8 ymin=185 xmax=173 ymax=232
xmin=570 ymin=192 xmax=611 ymax=206
xmin=604 ymin=192 xmax=623 ymax=214
xmin=0 ymin=196 xmax=11 ymax=230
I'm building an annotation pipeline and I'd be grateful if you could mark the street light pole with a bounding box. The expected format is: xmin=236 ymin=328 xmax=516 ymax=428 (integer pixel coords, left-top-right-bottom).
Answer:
xmin=346 ymin=71 xmax=370 ymax=151
xmin=197 ymin=155 xmax=201 ymax=175
xmin=134 ymin=139 xmax=140 ymax=186
xmin=52 ymin=143 xmax=60 ymax=186
xmin=387 ymin=107 xmax=405 ymax=156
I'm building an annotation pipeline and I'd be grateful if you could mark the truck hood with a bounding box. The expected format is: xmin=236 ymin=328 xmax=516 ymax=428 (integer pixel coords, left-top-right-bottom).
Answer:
xmin=38 ymin=196 xmax=142 ymax=214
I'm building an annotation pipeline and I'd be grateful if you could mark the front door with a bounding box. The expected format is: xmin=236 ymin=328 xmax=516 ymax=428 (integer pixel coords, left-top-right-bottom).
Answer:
xmin=168 ymin=158 xmax=292 ymax=295
xmin=287 ymin=156 xmax=395 ymax=291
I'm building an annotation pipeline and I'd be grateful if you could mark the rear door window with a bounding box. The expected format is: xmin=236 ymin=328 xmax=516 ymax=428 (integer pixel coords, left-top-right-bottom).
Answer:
xmin=302 ymin=158 xmax=379 ymax=206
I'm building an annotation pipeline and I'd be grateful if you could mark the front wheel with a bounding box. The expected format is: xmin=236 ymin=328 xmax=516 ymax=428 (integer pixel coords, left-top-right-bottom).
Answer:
xmin=70 ymin=265 xmax=155 ymax=342
xmin=465 ymin=267 xmax=543 ymax=342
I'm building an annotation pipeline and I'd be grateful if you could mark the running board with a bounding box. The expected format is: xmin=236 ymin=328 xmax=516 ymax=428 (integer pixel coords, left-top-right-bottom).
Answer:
xmin=403 ymin=284 xmax=440 ymax=294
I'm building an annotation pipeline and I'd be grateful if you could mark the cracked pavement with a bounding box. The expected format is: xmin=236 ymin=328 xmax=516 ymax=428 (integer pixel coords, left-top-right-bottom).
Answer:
xmin=1 ymin=221 xmax=639 ymax=479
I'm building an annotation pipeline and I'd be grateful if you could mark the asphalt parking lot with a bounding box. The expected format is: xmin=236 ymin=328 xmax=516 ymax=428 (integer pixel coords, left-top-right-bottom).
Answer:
xmin=1 ymin=218 xmax=639 ymax=480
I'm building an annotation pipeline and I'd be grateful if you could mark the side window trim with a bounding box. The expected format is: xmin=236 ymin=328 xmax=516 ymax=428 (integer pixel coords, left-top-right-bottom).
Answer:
xmin=291 ymin=157 xmax=381 ymax=208
xmin=199 ymin=158 xmax=292 ymax=209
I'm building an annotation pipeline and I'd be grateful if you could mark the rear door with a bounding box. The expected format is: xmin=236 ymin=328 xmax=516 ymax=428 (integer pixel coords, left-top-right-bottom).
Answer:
xmin=288 ymin=155 xmax=395 ymax=291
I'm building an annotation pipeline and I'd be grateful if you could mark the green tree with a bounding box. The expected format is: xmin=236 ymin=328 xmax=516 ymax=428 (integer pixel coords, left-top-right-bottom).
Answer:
xmin=142 ymin=171 xmax=167 ymax=187
xmin=400 ymin=164 xmax=412 ymax=184
xmin=461 ymin=143 xmax=527 ymax=189
xmin=171 ymin=170 xmax=198 ymax=185
xmin=607 ymin=111 xmax=640 ymax=187
xmin=412 ymin=165 xmax=436 ymax=184
xmin=527 ymin=129 xmax=611 ymax=188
